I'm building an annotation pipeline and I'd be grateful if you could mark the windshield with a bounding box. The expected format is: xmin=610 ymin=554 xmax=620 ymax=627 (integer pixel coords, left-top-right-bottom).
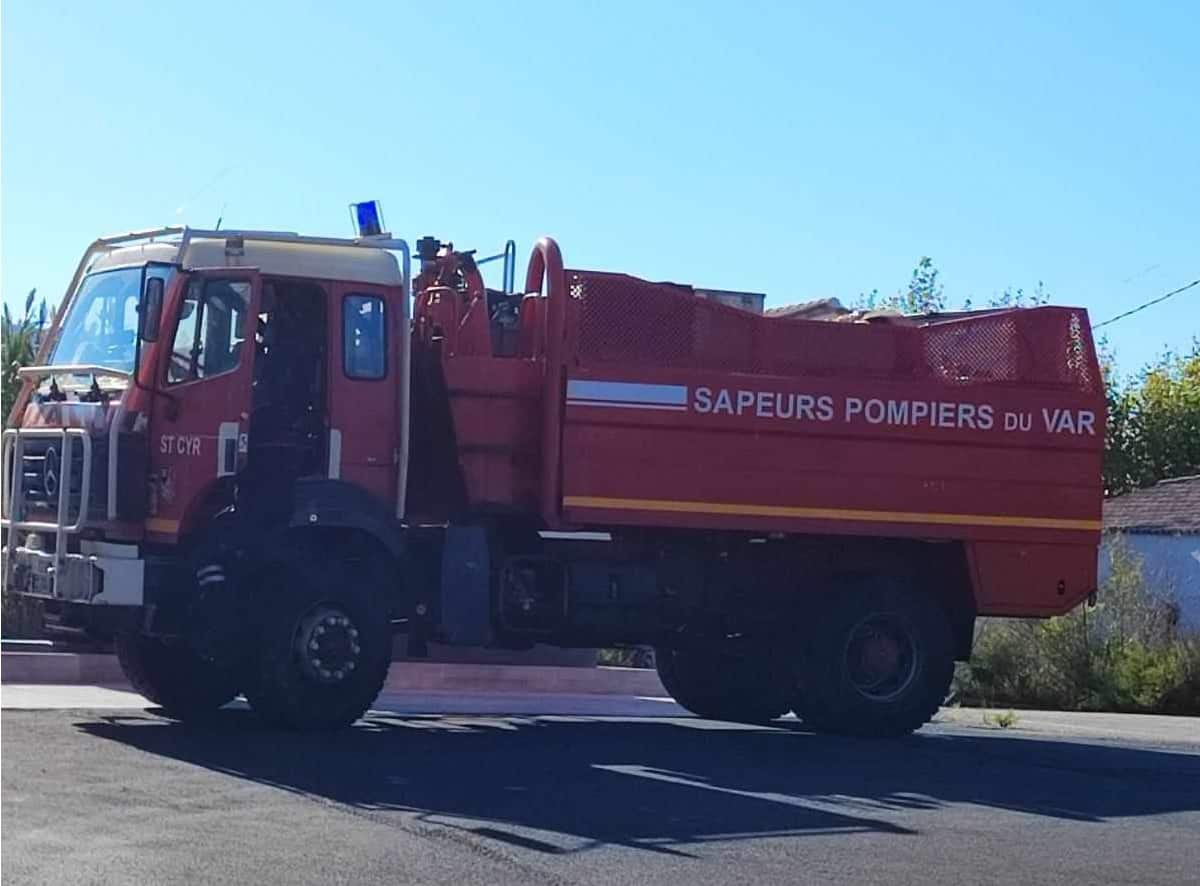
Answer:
xmin=49 ymin=265 xmax=174 ymax=376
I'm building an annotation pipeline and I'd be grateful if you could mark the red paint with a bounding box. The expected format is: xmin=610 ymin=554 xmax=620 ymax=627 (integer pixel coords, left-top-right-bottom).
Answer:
xmin=330 ymin=279 xmax=400 ymax=498
xmin=416 ymin=246 xmax=1104 ymax=617
xmin=12 ymin=234 xmax=1103 ymax=622
xmin=524 ymin=238 xmax=568 ymax=526
xmin=144 ymin=269 xmax=262 ymax=539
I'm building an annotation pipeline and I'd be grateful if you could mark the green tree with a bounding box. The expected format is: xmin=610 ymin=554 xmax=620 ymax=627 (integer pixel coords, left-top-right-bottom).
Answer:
xmin=986 ymin=281 xmax=1051 ymax=309
xmin=2 ymin=289 xmax=49 ymax=426
xmin=857 ymin=256 xmax=946 ymax=313
xmin=1 ymin=289 xmax=50 ymax=636
xmin=1103 ymin=341 xmax=1200 ymax=495
xmin=902 ymin=256 xmax=946 ymax=313
xmin=858 ymin=257 xmax=1048 ymax=314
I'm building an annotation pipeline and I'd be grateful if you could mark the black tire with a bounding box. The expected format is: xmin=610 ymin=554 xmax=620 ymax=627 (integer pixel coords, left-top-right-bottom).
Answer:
xmin=246 ymin=552 xmax=392 ymax=731
xmin=791 ymin=581 xmax=954 ymax=737
xmin=115 ymin=631 xmax=239 ymax=721
xmin=655 ymin=641 xmax=791 ymax=724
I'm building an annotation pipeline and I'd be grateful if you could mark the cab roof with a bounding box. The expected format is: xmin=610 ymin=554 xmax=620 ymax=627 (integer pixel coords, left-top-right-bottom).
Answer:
xmin=88 ymin=235 xmax=404 ymax=287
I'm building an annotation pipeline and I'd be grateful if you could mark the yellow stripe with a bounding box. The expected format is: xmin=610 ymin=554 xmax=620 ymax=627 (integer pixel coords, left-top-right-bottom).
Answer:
xmin=562 ymin=495 xmax=1101 ymax=532
xmin=145 ymin=518 xmax=181 ymax=534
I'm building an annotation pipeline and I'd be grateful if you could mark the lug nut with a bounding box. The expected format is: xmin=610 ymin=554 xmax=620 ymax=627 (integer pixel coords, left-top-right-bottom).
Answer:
xmin=309 ymin=640 xmax=320 ymax=652
xmin=345 ymin=661 xmax=355 ymax=671
xmin=348 ymin=628 xmax=359 ymax=639
xmin=319 ymin=668 xmax=332 ymax=679
xmin=350 ymin=643 xmax=361 ymax=655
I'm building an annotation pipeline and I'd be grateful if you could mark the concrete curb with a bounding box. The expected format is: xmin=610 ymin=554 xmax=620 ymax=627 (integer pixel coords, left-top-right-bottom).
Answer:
xmin=1 ymin=653 xmax=128 ymax=685
xmin=381 ymin=662 xmax=667 ymax=696
xmin=1 ymin=652 xmax=668 ymax=697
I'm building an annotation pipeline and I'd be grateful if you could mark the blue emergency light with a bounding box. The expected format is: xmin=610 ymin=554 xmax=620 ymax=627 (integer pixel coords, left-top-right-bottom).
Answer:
xmin=350 ymin=200 xmax=385 ymax=237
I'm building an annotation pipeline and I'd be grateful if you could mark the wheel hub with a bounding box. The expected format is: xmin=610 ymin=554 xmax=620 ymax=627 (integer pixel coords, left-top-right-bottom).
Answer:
xmin=295 ymin=606 xmax=362 ymax=684
xmin=844 ymin=615 xmax=917 ymax=702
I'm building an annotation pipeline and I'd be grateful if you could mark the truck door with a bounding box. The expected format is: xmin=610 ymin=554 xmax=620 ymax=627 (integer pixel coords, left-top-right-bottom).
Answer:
xmin=326 ymin=282 xmax=397 ymax=501
xmin=145 ymin=269 xmax=260 ymax=537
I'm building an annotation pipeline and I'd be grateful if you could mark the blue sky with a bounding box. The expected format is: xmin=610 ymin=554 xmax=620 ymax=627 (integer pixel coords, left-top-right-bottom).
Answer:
xmin=3 ymin=1 xmax=1196 ymax=374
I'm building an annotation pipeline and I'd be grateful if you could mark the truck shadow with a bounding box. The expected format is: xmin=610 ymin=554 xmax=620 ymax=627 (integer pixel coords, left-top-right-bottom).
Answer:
xmin=77 ymin=708 xmax=1200 ymax=858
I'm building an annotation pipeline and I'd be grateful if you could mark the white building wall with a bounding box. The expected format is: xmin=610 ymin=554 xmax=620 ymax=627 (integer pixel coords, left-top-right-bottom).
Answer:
xmin=1099 ymin=532 xmax=1200 ymax=629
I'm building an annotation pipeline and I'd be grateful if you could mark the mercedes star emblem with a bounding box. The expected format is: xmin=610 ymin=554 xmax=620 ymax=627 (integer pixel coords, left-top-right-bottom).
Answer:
xmin=43 ymin=446 xmax=60 ymax=497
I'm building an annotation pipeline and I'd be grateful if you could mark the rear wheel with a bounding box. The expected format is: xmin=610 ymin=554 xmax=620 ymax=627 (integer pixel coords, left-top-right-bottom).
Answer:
xmin=791 ymin=581 xmax=954 ymax=737
xmin=115 ymin=631 xmax=239 ymax=721
xmin=246 ymin=553 xmax=392 ymax=731
xmin=655 ymin=639 xmax=791 ymax=724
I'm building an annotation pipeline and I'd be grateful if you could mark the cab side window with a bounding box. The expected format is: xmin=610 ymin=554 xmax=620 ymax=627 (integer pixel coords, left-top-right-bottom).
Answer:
xmin=343 ymin=294 xmax=386 ymax=379
xmin=167 ymin=279 xmax=249 ymax=384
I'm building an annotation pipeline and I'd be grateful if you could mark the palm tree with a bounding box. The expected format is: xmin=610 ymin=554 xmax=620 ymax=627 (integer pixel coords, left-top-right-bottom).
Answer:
xmin=2 ymin=288 xmax=50 ymax=426
xmin=1 ymin=287 xmax=52 ymax=636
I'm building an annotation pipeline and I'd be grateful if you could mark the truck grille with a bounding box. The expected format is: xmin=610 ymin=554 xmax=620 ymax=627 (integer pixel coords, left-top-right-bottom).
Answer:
xmin=17 ymin=438 xmax=85 ymax=518
xmin=2 ymin=431 xmax=107 ymax=526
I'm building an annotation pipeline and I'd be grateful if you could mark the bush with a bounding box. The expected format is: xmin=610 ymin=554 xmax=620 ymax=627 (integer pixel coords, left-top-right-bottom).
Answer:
xmin=1 ymin=590 xmax=44 ymax=639
xmin=597 ymin=647 xmax=656 ymax=668
xmin=1160 ymin=637 xmax=1200 ymax=714
xmin=954 ymin=539 xmax=1199 ymax=714
xmin=3 ymin=289 xmax=49 ymax=427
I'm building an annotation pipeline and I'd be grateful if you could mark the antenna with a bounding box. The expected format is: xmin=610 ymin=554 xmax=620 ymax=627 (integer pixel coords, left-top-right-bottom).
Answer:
xmin=173 ymin=165 xmax=235 ymax=220
xmin=214 ymin=201 xmax=227 ymax=231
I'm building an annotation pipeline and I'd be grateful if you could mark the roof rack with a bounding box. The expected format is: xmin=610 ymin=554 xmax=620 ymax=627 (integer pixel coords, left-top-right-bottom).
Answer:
xmin=66 ymin=226 xmax=411 ymax=319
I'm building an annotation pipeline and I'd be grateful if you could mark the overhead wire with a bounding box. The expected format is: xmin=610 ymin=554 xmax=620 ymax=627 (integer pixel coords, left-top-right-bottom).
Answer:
xmin=1092 ymin=278 xmax=1200 ymax=329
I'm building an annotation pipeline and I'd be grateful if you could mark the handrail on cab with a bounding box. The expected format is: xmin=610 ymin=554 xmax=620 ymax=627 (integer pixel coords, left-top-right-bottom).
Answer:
xmin=525 ymin=237 xmax=567 ymax=527
xmin=17 ymin=365 xmax=133 ymax=381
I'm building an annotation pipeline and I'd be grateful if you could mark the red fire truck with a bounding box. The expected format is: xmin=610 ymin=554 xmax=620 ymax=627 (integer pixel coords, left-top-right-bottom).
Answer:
xmin=2 ymin=224 xmax=1105 ymax=734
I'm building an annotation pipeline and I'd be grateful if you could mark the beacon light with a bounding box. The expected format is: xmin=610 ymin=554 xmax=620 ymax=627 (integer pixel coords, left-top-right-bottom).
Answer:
xmin=350 ymin=200 xmax=385 ymax=238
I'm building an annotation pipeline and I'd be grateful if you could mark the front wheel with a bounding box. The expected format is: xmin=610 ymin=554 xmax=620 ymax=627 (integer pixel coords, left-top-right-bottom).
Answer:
xmin=115 ymin=631 xmax=239 ymax=721
xmin=791 ymin=581 xmax=954 ymax=737
xmin=246 ymin=553 xmax=392 ymax=731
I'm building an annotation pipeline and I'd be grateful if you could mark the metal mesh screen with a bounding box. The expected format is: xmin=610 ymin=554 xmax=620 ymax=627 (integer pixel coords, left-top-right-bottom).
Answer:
xmin=569 ymin=270 xmax=1099 ymax=392
xmin=921 ymin=314 xmax=1023 ymax=386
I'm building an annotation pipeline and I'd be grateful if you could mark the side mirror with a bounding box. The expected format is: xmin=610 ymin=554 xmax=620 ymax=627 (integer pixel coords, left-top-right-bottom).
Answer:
xmin=140 ymin=277 xmax=164 ymax=342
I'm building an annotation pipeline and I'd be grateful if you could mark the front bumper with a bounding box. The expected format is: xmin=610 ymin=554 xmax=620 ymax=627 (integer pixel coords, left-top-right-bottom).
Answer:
xmin=2 ymin=540 xmax=144 ymax=606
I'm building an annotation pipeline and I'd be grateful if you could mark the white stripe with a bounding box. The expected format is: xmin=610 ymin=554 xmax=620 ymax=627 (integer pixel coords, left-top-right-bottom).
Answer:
xmin=567 ymin=400 xmax=689 ymax=411
xmin=216 ymin=422 xmax=239 ymax=478
xmin=596 ymin=765 xmax=901 ymax=825
xmin=566 ymin=380 xmax=687 ymax=406
xmin=328 ymin=429 xmax=342 ymax=480
xmin=106 ymin=401 xmax=127 ymax=520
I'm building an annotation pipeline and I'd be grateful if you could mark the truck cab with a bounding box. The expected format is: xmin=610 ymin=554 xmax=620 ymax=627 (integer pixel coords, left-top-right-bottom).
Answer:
xmin=3 ymin=229 xmax=414 ymax=727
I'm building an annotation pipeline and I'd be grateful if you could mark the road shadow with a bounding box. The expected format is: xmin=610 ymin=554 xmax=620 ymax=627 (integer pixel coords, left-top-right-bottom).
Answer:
xmin=77 ymin=709 xmax=1200 ymax=857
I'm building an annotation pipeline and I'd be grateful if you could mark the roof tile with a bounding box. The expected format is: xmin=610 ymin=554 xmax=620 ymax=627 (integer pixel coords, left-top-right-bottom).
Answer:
xmin=1103 ymin=475 xmax=1200 ymax=533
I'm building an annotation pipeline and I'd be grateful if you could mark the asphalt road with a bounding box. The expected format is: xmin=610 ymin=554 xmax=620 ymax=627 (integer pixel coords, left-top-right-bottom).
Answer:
xmin=4 ymin=700 xmax=1200 ymax=885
